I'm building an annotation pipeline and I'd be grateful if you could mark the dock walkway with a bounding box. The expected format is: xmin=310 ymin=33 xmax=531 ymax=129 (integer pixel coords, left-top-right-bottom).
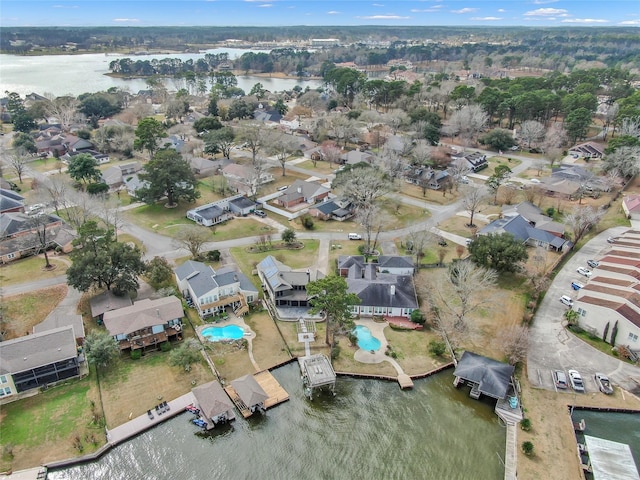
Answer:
xmin=106 ymin=392 xmax=197 ymax=445
xmin=224 ymin=385 xmax=252 ymax=418
xmin=254 ymin=370 xmax=289 ymax=408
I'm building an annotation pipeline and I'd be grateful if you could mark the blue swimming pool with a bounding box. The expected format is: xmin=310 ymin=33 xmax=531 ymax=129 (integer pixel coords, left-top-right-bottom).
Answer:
xmin=201 ymin=325 xmax=244 ymax=341
xmin=353 ymin=325 xmax=382 ymax=351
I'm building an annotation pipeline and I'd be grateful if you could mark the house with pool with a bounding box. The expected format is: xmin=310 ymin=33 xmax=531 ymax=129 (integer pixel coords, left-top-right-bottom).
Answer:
xmin=337 ymin=255 xmax=418 ymax=318
xmin=174 ymin=260 xmax=257 ymax=318
xmin=102 ymin=296 xmax=184 ymax=352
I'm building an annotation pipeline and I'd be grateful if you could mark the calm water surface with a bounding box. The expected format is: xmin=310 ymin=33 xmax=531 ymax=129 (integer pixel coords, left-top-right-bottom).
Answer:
xmin=0 ymin=50 xmax=322 ymax=97
xmin=49 ymin=365 xmax=505 ymax=480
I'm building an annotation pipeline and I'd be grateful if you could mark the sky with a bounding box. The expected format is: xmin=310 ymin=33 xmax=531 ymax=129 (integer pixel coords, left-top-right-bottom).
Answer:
xmin=1 ymin=0 xmax=639 ymax=27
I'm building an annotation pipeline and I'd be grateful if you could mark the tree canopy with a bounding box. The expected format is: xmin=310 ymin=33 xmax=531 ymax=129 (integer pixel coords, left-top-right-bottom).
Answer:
xmin=468 ymin=233 xmax=528 ymax=273
xmin=137 ymin=149 xmax=200 ymax=207
xmin=84 ymin=330 xmax=119 ymax=368
xmin=67 ymin=220 xmax=146 ymax=293
xmin=133 ymin=117 xmax=166 ymax=159
xmin=67 ymin=153 xmax=101 ymax=184
xmin=306 ymin=275 xmax=361 ymax=346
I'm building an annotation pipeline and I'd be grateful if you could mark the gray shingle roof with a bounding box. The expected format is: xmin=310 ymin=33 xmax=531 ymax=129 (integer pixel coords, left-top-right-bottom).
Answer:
xmin=192 ymin=381 xmax=235 ymax=421
xmin=453 ymin=351 xmax=514 ymax=399
xmin=231 ymin=374 xmax=268 ymax=407
xmin=377 ymin=256 xmax=414 ymax=269
xmin=103 ymin=296 xmax=183 ymax=336
xmin=347 ymin=273 xmax=418 ymax=310
xmin=89 ymin=290 xmax=133 ymax=318
xmin=0 ymin=326 xmax=77 ymax=375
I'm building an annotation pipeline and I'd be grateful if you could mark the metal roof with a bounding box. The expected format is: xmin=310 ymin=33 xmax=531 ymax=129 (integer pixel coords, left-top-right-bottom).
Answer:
xmin=584 ymin=435 xmax=639 ymax=480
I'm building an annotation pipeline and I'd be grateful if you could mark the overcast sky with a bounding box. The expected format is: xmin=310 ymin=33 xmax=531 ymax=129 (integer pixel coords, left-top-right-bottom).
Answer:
xmin=2 ymin=0 xmax=639 ymax=27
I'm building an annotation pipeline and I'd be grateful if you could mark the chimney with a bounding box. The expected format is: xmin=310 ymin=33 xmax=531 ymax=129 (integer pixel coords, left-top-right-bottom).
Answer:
xmin=297 ymin=187 xmax=302 ymax=194
xmin=390 ymin=285 xmax=395 ymax=296
xmin=156 ymin=309 xmax=160 ymax=317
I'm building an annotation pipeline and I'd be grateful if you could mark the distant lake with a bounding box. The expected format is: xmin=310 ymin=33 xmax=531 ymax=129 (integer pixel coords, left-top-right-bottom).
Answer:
xmin=0 ymin=49 xmax=323 ymax=97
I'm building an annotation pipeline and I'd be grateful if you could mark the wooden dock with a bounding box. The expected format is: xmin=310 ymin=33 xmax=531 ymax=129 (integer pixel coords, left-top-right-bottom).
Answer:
xmin=106 ymin=392 xmax=197 ymax=445
xmin=254 ymin=370 xmax=290 ymax=408
xmin=224 ymin=385 xmax=252 ymax=418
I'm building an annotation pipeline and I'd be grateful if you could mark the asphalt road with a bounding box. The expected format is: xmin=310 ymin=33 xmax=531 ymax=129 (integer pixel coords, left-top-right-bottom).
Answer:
xmin=527 ymin=225 xmax=640 ymax=394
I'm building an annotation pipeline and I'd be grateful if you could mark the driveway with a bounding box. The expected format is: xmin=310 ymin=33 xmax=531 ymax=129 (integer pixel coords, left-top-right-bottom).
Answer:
xmin=527 ymin=226 xmax=640 ymax=393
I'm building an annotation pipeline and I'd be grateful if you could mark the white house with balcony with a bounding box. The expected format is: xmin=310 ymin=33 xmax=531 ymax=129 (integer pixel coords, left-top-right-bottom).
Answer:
xmin=174 ymin=260 xmax=258 ymax=318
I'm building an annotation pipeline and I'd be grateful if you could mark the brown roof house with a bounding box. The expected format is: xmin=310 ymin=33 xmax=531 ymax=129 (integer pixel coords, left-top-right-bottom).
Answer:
xmin=192 ymin=381 xmax=236 ymax=428
xmin=573 ymin=230 xmax=640 ymax=348
xmin=0 ymin=326 xmax=81 ymax=401
xmin=89 ymin=290 xmax=134 ymax=323
xmin=277 ymin=179 xmax=330 ymax=209
xmin=103 ymin=296 xmax=184 ymax=352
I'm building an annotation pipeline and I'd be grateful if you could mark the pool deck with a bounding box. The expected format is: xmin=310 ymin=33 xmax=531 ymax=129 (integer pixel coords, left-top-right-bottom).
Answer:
xmin=106 ymin=392 xmax=197 ymax=445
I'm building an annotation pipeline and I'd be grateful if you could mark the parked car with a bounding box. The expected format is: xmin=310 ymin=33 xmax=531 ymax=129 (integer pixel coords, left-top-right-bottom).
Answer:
xmin=568 ymin=369 xmax=585 ymax=392
xmin=594 ymin=373 xmax=613 ymax=395
xmin=459 ymin=176 xmax=470 ymax=184
xmin=560 ymin=295 xmax=574 ymax=307
xmin=576 ymin=267 xmax=592 ymax=277
xmin=553 ymin=370 xmax=568 ymax=389
xmin=607 ymin=236 xmax=617 ymax=244
xmin=587 ymin=260 xmax=599 ymax=268
xmin=254 ymin=210 xmax=266 ymax=218
xmin=27 ymin=203 xmax=45 ymax=215
xmin=529 ymin=178 xmax=541 ymax=184
xmin=348 ymin=233 xmax=362 ymax=240
xmin=277 ymin=185 xmax=289 ymax=191
xmin=571 ymin=281 xmax=584 ymax=290
xmin=509 ymin=145 xmax=519 ymax=151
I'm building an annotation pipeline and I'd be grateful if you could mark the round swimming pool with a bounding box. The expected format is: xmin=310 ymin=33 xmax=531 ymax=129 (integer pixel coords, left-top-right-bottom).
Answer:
xmin=201 ymin=325 xmax=244 ymax=341
xmin=353 ymin=325 xmax=382 ymax=351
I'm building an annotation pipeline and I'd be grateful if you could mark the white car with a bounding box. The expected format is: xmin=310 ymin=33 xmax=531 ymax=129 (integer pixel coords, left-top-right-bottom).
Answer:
xmin=560 ymin=295 xmax=574 ymax=307
xmin=576 ymin=267 xmax=592 ymax=277
xmin=529 ymin=179 xmax=541 ymax=184
xmin=568 ymin=370 xmax=585 ymax=392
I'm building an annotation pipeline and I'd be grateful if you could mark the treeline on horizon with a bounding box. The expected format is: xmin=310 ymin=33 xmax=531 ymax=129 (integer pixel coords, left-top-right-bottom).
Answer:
xmin=2 ymin=26 xmax=639 ymax=67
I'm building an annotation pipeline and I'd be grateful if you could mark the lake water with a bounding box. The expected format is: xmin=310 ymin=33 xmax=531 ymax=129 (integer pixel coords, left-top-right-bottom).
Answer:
xmin=48 ymin=364 xmax=506 ymax=480
xmin=0 ymin=49 xmax=323 ymax=97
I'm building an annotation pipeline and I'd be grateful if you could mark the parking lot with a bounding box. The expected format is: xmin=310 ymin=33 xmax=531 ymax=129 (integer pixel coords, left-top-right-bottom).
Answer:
xmin=527 ymin=226 xmax=640 ymax=393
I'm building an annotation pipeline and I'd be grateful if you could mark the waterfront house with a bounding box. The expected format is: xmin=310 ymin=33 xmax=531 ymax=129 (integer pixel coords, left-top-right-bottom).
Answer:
xmin=192 ymin=381 xmax=236 ymax=428
xmin=0 ymin=326 xmax=81 ymax=400
xmin=174 ymin=260 xmax=257 ymax=318
xmin=102 ymin=296 xmax=184 ymax=352
xmin=337 ymin=255 xmax=418 ymax=318
xmin=256 ymin=255 xmax=322 ymax=309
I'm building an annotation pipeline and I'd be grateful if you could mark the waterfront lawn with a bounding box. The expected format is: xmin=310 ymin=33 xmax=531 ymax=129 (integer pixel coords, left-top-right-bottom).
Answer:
xmin=243 ymin=310 xmax=291 ymax=369
xmin=0 ymin=372 xmax=102 ymax=471
xmin=384 ymin=327 xmax=448 ymax=375
xmin=98 ymin=350 xmax=214 ymax=428
xmin=0 ymin=256 xmax=68 ymax=286
xmin=1 ymin=285 xmax=68 ymax=340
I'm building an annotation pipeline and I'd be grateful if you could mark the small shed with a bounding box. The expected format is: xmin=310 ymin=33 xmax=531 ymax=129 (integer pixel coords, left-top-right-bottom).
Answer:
xmin=453 ymin=351 xmax=514 ymax=400
xmin=192 ymin=381 xmax=236 ymax=428
xmin=230 ymin=375 xmax=269 ymax=413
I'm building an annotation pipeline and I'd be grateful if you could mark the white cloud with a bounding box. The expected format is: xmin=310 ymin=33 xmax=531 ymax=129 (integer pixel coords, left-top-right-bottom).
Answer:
xmin=411 ymin=7 xmax=443 ymax=13
xmin=52 ymin=4 xmax=79 ymax=8
xmin=497 ymin=9 xmax=505 ymax=13
xmin=372 ymin=3 xmax=384 ymax=6
xmin=524 ymin=8 xmax=569 ymax=17
xmin=561 ymin=18 xmax=609 ymax=23
xmin=471 ymin=17 xmax=502 ymax=21
xmin=358 ymin=14 xmax=411 ymax=20
xmin=113 ymin=18 xmax=140 ymax=23
xmin=257 ymin=3 xmax=273 ymax=7
xmin=327 ymin=10 xmax=340 ymax=15
xmin=619 ymin=19 xmax=640 ymax=25
xmin=533 ymin=0 xmax=559 ymax=3
xmin=451 ymin=8 xmax=478 ymax=14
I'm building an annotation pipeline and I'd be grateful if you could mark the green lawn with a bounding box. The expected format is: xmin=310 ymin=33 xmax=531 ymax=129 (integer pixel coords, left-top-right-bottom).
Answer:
xmin=0 ymin=373 xmax=103 ymax=471
xmin=0 ymin=256 xmax=68 ymax=285
xmin=483 ymin=156 xmax=522 ymax=177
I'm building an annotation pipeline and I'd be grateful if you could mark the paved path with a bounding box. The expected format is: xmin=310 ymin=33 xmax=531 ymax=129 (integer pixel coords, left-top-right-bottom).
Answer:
xmin=527 ymin=226 xmax=640 ymax=393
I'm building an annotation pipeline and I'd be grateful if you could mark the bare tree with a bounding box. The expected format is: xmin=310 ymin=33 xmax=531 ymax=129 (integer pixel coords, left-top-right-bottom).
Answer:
xmin=501 ymin=185 xmax=518 ymax=205
xmin=617 ymin=116 xmax=640 ymax=138
xmin=564 ymin=205 xmax=606 ymax=243
xmin=356 ymin=203 xmax=387 ymax=258
xmin=602 ymin=146 xmax=640 ymax=179
xmin=7 ymin=149 xmax=29 ymax=184
xmin=494 ymin=325 xmax=530 ymax=365
xmin=236 ymin=121 xmax=266 ymax=165
xmin=321 ymin=142 xmax=342 ymax=167
xmin=383 ymin=110 xmax=409 ymax=135
xmin=448 ymin=160 xmax=472 ymax=190
xmin=331 ymin=115 xmax=358 ymax=148
xmin=44 ymin=95 xmax=80 ymax=132
xmin=245 ymin=159 xmax=267 ymax=200
xmin=332 ymin=166 xmax=394 ymax=209
xmin=447 ymin=105 xmax=488 ymax=147
xmin=377 ymin=147 xmax=407 ymax=180
xmin=29 ymin=213 xmax=54 ymax=269
xmin=39 ymin=175 xmax=71 ymax=216
xmin=519 ymin=120 xmax=545 ymax=149
xmin=411 ymin=141 xmax=432 ymax=166
xmin=541 ymin=123 xmax=568 ymax=168
xmin=405 ymin=229 xmax=431 ymax=268
xmin=98 ymin=196 xmax=125 ymax=241
xmin=175 ymin=226 xmax=212 ymax=258
xmin=265 ymin=131 xmax=298 ymax=177
xmin=425 ymin=261 xmax=499 ymax=349
xmin=64 ymin=189 xmax=98 ymax=230
xmin=461 ymin=186 xmax=486 ymax=227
